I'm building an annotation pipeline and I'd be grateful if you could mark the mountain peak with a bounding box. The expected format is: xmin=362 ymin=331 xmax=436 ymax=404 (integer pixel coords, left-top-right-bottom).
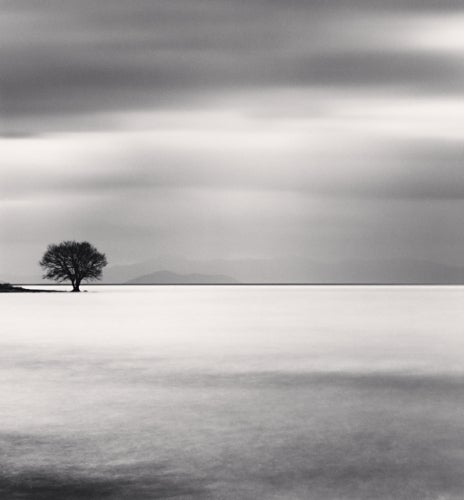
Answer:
xmin=125 ymin=270 xmax=239 ymax=284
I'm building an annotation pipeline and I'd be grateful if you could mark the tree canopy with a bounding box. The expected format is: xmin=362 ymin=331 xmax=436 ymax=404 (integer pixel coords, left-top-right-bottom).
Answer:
xmin=39 ymin=241 xmax=107 ymax=292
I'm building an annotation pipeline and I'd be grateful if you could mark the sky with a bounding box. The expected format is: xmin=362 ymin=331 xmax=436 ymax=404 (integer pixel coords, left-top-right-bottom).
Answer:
xmin=2 ymin=0 xmax=464 ymax=279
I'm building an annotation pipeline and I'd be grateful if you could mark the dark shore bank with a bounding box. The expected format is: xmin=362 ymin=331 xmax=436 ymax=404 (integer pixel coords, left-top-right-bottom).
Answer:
xmin=0 ymin=283 xmax=61 ymax=293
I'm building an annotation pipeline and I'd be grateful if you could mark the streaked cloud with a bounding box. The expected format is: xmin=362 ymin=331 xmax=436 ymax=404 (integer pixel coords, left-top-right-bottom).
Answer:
xmin=2 ymin=0 xmax=464 ymax=132
xmin=1 ymin=0 xmax=464 ymax=279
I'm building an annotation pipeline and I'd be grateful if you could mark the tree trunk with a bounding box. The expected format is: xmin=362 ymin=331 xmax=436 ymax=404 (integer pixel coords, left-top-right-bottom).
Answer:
xmin=72 ymin=282 xmax=80 ymax=292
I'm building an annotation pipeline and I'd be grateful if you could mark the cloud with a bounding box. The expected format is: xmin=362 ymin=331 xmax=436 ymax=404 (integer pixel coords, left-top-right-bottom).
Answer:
xmin=2 ymin=0 xmax=464 ymax=274
xmin=293 ymin=51 xmax=464 ymax=91
xmin=2 ymin=0 xmax=464 ymax=134
xmin=2 ymin=130 xmax=463 ymax=203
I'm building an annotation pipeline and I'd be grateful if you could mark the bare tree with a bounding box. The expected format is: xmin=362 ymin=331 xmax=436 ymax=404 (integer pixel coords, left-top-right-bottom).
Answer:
xmin=40 ymin=241 xmax=107 ymax=292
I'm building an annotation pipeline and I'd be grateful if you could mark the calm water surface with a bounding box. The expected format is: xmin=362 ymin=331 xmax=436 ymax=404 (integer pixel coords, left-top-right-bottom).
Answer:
xmin=2 ymin=286 xmax=464 ymax=499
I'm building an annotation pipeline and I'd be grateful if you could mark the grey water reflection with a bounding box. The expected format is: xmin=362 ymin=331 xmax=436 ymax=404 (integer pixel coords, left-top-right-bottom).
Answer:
xmin=2 ymin=286 xmax=464 ymax=499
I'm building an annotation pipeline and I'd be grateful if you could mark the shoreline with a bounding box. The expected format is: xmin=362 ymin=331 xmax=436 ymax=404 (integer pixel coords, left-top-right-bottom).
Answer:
xmin=0 ymin=284 xmax=62 ymax=293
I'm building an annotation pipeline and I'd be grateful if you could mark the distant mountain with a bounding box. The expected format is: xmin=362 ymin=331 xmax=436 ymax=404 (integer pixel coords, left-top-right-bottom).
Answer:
xmin=126 ymin=270 xmax=239 ymax=284
xmin=3 ymin=256 xmax=464 ymax=284
xmin=103 ymin=256 xmax=464 ymax=284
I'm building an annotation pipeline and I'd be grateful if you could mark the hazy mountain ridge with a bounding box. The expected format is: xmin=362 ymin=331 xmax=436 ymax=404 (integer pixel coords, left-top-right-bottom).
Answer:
xmin=5 ymin=256 xmax=464 ymax=284
xmin=126 ymin=270 xmax=238 ymax=284
xmin=103 ymin=256 xmax=464 ymax=284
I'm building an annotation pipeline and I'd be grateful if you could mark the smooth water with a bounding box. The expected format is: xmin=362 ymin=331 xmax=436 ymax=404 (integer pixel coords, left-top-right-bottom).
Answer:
xmin=2 ymin=286 xmax=464 ymax=499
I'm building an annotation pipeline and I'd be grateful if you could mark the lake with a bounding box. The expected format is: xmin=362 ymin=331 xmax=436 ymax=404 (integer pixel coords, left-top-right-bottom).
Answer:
xmin=2 ymin=285 xmax=464 ymax=499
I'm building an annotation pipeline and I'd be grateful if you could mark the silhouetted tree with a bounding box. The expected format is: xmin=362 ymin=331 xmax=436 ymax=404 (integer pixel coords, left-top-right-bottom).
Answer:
xmin=40 ymin=241 xmax=107 ymax=292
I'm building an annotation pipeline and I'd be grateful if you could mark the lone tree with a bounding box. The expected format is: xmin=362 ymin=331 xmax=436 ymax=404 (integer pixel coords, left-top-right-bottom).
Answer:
xmin=40 ymin=241 xmax=107 ymax=292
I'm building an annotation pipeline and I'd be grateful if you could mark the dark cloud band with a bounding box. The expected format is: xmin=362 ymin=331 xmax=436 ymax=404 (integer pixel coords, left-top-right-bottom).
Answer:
xmin=2 ymin=0 xmax=464 ymax=131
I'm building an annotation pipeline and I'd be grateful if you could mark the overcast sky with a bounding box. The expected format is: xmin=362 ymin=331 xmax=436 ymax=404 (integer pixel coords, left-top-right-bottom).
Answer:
xmin=2 ymin=0 xmax=464 ymax=277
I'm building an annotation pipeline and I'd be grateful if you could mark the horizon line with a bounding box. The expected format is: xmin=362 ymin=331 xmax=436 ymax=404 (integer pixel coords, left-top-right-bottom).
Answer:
xmin=12 ymin=283 xmax=464 ymax=287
